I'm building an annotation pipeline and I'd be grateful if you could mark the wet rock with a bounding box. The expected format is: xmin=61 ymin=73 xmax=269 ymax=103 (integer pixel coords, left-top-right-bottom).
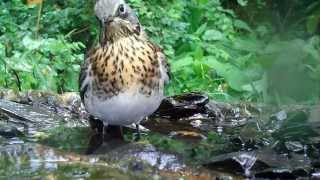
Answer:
xmin=285 ymin=141 xmax=305 ymax=153
xmin=271 ymin=111 xmax=317 ymax=142
xmin=312 ymin=171 xmax=320 ymax=180
xmin=204 ymin=151 xmax=269 ymax=177
xmin=255 ymin=169 xmax=300 ymax=179
xmin=155 ymin=93 xmax=254 ymax=124
xmin=204 ymin=101 xmax=226 ymax=122
xmin=147 ymin=93 xmax=256 ymax=138
xmin=0 ymin=89 xmax=26 ymax=103
xmin=204 ymin=149 xmax=313 ymax=178
xmin=0 ymin=121 xmax=24 ymax=138
xmin=95 ymin=142 xmax=186 ymax=172
xmin=2 ymin=90 xmax=320 ymax=179
xmin=169 ymin=130 xmax=206 ymax=141
xmin=0 ymin=136 xmax=5 ymax=144
xmin=155 ymin=92 xmax=209 ymax=118
xmin=0 ymin=99 xmax=87 ymax=132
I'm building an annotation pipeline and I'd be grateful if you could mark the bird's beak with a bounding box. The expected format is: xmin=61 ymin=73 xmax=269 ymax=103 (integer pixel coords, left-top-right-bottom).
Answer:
xmin=104 ymin=17 xmax=114 ymax=26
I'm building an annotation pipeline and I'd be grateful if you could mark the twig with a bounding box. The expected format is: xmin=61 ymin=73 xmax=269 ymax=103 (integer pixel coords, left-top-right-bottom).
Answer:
xmin=66 ymin=26 xmax=90 ymax=38
xmin=36 ymin=1 xmax=43 ymax=38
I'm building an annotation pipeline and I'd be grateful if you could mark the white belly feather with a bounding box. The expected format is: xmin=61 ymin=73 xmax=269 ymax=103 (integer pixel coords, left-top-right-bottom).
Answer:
xmin=84 ymin=89 xmax=163 ymax=126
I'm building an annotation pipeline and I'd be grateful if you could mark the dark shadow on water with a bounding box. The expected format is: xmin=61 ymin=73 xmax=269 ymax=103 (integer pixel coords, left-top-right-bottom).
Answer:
xmin=85 ymin=126 xmax=128 ymax=155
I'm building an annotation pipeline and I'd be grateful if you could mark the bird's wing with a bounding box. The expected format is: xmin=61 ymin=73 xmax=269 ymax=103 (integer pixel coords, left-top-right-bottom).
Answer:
xmin=154 ymin=45 xmax=170 ymax=85
xmin=79 ymin=49 xmax=95 ymax=103
xmin=79 ymin=60 xmax=88 ymax=103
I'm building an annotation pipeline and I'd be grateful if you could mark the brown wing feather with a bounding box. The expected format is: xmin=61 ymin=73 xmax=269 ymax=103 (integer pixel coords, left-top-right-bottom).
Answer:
xmin=153 ymin=44 xmax=170 ymax=85
xmin=79 ymin=48 xmax=96 ymax=102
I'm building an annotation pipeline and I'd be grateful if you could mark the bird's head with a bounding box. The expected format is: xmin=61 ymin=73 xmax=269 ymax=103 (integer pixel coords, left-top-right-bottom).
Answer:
xmin=95 ymin=0 xmax=141 ymax=45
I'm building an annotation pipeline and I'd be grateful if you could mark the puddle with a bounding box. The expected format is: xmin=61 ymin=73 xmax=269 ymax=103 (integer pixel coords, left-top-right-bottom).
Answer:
xmin=0 ymin=91 xmax=319 ymax=179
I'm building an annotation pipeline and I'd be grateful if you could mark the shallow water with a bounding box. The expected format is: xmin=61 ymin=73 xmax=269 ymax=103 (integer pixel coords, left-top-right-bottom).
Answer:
xmin=0 ymin=92 xmax=320 ymax=179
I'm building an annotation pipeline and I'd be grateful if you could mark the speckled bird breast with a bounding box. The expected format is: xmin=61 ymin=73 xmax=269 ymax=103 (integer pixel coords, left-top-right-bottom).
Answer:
xmin=89 ymin=34 xmax=162 ymax=100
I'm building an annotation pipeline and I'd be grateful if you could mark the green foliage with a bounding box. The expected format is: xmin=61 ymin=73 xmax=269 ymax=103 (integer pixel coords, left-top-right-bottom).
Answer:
xmin=0 ymin=0 xmax=89 ymax=92
xmin=128 ymin=0 xmax=320 ymax=103
xmin=127 ymin=0 xmax=237 ymax=100
xmin=0 ymin=0 xmax=319 ymax=103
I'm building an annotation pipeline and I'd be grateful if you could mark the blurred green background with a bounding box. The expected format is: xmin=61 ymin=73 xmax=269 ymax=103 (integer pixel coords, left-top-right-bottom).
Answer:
xmin=0 ymin=0 xmax=319 ymax=104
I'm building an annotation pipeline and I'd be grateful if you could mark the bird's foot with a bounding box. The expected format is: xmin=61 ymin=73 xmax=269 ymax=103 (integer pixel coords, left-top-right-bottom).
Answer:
xmin=103 ymin=125 xmax=124 ymax=141
xmin=89 ymin=116 xmax=103 ymax=134
xmin=132 ymin=124 xmax=148 ymax=141
xmin=86 ymin=132 xmax=103 ymax=154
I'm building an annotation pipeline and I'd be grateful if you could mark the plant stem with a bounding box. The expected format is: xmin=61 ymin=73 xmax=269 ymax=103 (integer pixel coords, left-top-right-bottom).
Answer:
xmin=12 ymin=70 xmax=21 ymax=91
xmin=36 ymin=1 xmax=43 ymax=38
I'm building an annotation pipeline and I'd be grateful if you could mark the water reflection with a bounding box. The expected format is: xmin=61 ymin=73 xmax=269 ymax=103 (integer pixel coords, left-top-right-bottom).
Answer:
xmin=0 ymin=142 xmax=137 ymax=179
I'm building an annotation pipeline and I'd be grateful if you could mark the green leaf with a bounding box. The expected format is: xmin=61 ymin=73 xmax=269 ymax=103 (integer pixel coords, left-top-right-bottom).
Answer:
xmin=194 ymin=23 xmax=207 ymax=36
xmin=202 ymin=29 xmax=224 ymax=41
xmin=22 ymin=36 xmax=42 ymax=50
xmin=170 ymin=55 xmax=193 ymax=72
xmin=237 ymin=0 xmax=248 ymax=6
xmin=306 ymin=15 xmax=320 ymax=34
xmin=205 ymin=56 xmax=251 ymax=91
xmin=234 ymin=19 xmax=252 ymax=32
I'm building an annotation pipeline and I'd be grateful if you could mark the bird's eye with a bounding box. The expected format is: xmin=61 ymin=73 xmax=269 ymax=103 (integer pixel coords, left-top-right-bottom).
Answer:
xmin=118 ymin=4 xmax=125 ymax=15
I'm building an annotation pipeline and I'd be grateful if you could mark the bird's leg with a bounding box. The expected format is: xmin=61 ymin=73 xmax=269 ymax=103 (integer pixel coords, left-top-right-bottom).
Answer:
xmin=89 ymin=115 xmax=103 ymax=134
xmin=103 ymin=125 xmax=108 ymax=136
xmin=102 ymin=125 xmax=124 ymax=141
xmin=135 ymin=124 xmax=141 ymax=141
xmin=86 ymin=116 xmax=103 ymax=154
xmin=86 ymin=132 xmax=103 ymax=154
xmin=102 ymin=125 xmax=113 ymax=141
xmin=119 ymin=126 xmax=124 ymax=138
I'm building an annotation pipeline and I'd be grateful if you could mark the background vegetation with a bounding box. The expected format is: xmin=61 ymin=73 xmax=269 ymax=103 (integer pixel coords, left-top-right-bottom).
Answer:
xmin=0 ymin=0 xmax=319 ymax=104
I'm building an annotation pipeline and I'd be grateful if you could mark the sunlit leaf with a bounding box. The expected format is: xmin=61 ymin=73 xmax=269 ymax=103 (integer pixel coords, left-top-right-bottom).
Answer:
xmin=202 ymin=29 xmax=224 ymax=41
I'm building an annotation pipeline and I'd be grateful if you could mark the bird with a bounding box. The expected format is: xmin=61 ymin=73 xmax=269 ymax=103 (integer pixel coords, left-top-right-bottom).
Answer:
xmin=79 ymin=0 xmax=169 ymax=140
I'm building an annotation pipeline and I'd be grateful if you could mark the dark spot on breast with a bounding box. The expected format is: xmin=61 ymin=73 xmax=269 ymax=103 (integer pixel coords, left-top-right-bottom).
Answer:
xmin=105 ymin=54 xmax=110 ymax=61
xmin=104 ymin=74 xmax=109 ymax=80
xmin=120 ymin=76 xmax=124 ymax=85
xmin=110 ymin=47 xmax=114 ymax=57
xmin=147 ymin=43 xmax=155 ymax=51
xmin=151 ymin=60 xmax=159 ymax=67
xmin=148 ymin=55 xmax=153 ymax=61
xmin=111 ymin=78 xmax=116 ymax=87
xmin=143 ymin=65 xmax=147 ymax=71
xmin=138 ymin=57 xmax=145 ymax=63
xmin=120 ymin=61 xmax=124 ymax=70
xmin=130 ymin=57 xmax=134 ymax=63
xmin=131 ymin=44 xmax=136 ymax=50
